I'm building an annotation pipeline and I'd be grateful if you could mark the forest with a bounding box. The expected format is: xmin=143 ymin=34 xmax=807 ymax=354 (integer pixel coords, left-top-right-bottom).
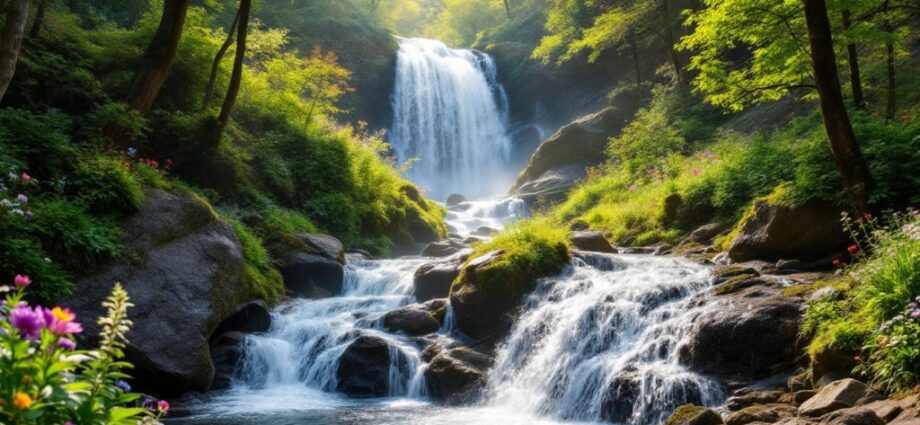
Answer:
xmin=0 ymin=0 xmax=918 ymax=424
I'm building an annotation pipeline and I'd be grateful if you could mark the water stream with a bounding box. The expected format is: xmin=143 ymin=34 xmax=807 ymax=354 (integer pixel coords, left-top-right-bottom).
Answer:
xmin=170 ymin=38 xmax=723 ymax=424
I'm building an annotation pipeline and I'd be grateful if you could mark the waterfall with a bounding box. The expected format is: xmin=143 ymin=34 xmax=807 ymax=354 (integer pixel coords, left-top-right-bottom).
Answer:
xmin=483 ymin=254 xmax=724 ymax=425
xmin=390 ymin=38 xmax=513 ymax=199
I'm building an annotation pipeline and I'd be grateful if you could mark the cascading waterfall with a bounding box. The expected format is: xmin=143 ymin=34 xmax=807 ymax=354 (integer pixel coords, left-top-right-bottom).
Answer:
xmin=390 ymin=38 xmax=514 ymax=199
xmin=483 ymin=254 xmax=724 ymax=425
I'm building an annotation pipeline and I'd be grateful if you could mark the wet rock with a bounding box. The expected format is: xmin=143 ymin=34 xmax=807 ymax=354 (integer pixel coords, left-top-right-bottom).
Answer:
xmin=295 ymin=233 xmax=346 ymax=265
xmin=414 ymin=251 xmax=471 ymax=302
xmin=713 ymin=276 xmax=779 ymax=296
xmin=382 ymin=304 xmax=442 ymax=336
xmin=422 ymin=239 xmax=466 ymax=257
xmin=712 ymin=265 xmax=761 ymax=284
xmin=66 ymin=189 xmax=249 ymax=396
xmin=472 ymin=226 xmax=499 ymax=237
xmin=574 ymin=250 xmax=626 ymax=271
xmin=424 ymin=347 xmax=491 ymax=405
xmin=281 ymin=252 xmax=344 ymax=298
xmin=336 ymin=336 xmax=405 ymax=397
xmin=687 ymin=223 xmax=726 ymax=244
xmin=798 ymin=379 xmax=884 ymax=417
xmin=727 ymin=199 xmax=848 ymax=263
xmin=446 ymin=194 xmax=467 ymax=207
xmin=570 ymin=230 xmax=617 ymax=253
xmin=600 ymin=371 xmax=641 ymax=423
xmin=775 ymin=259 xmax=804 ymax=274
xmin=516 ymin=164 xmax=591 ymax=206
xmin=212 ymin=301 xmax=271 ymax=339
xmin=620 ymin=246 xmax=658 ymax=254
xmin=664 ymin=405 xmax=725 ymax=425
xmin=727 ymin=404 xmax=797 ymax=425
xmin=210 ymin=332 xmax=245 ymax=391
xmin=462 ymin=236 xmax=482 ymax=245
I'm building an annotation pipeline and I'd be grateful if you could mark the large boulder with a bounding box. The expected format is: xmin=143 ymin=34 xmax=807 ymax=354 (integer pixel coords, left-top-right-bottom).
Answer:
xmin=210 ymin=332 xmax=245 ymax=391
xmin=570 ymin=230 xmax=617 ymax=253
xmin=664 ymin=405 xmax=725 ymax=425
xmin=515 ymin=163 xmax=592 ymax=206
xmin=727 ymin=199 xmax=848 ymax=262
xmin=67 ymin=189 xmax=250 ymax=396
xmin=414 ymin=251 xmax=471 ymax=302
xmin=446 ymin=194 xmax=467 ymax=207
xmin=211 ymin=301 xmax=271 ymax=338
xmin=295 ymin=233 xmax=346 ymax=265
xmin=681 ymin=287 xmax=804 ymax=380
xmin=798 ymin=379 xmax=883 ymax=417
xmin=422 ymin=239 xmax=466 ymax=258
xmin=424 ymin=346 xmax=492 ymax=405
xmin=819 ymin=407 xmax=885 ymax=425
xmin=513 ymin=107 xmax=628 ymax=205
xmin=726 ymin=404 xmax=797 ymax=425
xmin=381 ymin=302 xmax=443 ymax=336
xmin=281 ymin=252 xmax=344 ymax=298
xmin=335 ymin=336 xmax=407 ymax=397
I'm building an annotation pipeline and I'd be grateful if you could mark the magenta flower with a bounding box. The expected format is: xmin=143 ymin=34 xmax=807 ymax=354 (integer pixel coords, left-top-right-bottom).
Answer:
xmin=14 ymin=274 xmax=31 ymax=288
xmin=157 ymin=400 xmax=170 ymax=413
xmin=10 ymin=304 xmax=46 ymax=339
xmin=57 ymin=337 xmax=76 ymax=350
xmin=43 ymin=307 xmax=83 ymax=335
xmin=21 ymin=173 xmax=31 ymax=183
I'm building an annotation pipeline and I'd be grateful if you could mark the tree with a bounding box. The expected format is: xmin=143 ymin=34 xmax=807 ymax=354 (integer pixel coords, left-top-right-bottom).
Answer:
xmin=0 ymin=0 xmax=30 ymax=104
xmin=28 ymin=0 xmax=48 ymax=38
xmin=217 ymin=0 xmax=251 ymax=130
xmin=126 ymin=0 xmax=190 ymax=115
xmin=841 ymin=9 xmax=865 ymax=108
xmin=502 ymin=0 xmax=512 ymax=18
xmin=202 ymin=8 xmax=240 ymax=109
xmin=803 ymin=0 xmax=872 ymax=216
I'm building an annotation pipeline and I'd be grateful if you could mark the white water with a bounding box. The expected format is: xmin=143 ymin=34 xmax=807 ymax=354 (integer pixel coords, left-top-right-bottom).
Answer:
xmin=390 ymin=38 xmax=514 ymax=199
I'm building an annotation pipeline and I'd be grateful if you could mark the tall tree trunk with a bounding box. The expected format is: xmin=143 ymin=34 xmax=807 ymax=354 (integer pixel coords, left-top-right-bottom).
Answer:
xmin=841 ymin=10 xmax=865 ymax=109
xmin=885 ymin=40 xmax=895 ymax=121
xmin=28 ymin=0 xmax=46 ymax=38
xmin=202 ymin=8 xmax=240 ymax=109
xmin=217 ymin=0 xmax=250 ymax=130
xmin=502 ymin=0 xmax=512 ymax=19
xmin=628 ymin=31 xmax=641 ymax=85
xmin=0 ymin=0 xmax=30 ymax=104
xmin=802 ymin=0 xmax=872 ymax=216
xmin=660 ymin=0 xmax=685 ymax=89
xmin=127 ymin=0 xmax=189 ymax=115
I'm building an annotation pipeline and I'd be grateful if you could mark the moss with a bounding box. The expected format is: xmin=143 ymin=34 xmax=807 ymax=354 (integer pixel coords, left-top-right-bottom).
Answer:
xmin=452 ymin=218 xmax=571 ymax=297
xmin=665 ymin=404 xmax=722 ymax=425
xmin=226 ymin=218 xmax=284 ymax=303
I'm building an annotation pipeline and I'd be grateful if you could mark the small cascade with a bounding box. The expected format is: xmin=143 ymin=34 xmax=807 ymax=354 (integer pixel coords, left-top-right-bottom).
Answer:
xmin=483 ymin=254 xmax=724 ymax=425
xmin=390 ymin=38 xmax=514 ymax=199
xmin=446 ymin=196 xmax=528 ymax=237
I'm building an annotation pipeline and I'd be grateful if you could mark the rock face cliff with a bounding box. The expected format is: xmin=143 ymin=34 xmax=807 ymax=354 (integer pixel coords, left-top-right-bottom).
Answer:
xmin=67 ymin=189 xmax=255 ymax=396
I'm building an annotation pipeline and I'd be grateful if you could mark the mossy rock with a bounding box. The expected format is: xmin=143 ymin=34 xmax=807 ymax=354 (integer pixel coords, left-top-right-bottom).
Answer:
xmin=665 ymin=404 xmax=724 ymax=425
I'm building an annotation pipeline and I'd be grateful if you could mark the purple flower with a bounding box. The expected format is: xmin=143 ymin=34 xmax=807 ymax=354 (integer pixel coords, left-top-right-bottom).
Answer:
xmin=116 ymin=380 xmax=131 ymax=392
xmin=10 ymin=304 xmax=46 ymax=339
xmin=141 ymin=395 xmax=157 ymax=410
xmin=57 ymin=337 xmax=76 ymax=350
xmin=16 ymin=194 xmax=27 ymax=203
xmin=911 ymin=310 xmax=920 ymax=319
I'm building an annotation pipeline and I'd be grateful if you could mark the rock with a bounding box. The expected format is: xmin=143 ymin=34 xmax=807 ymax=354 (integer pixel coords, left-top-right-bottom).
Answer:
xmin=775 ymin=259 xmax=804 ymax=274
xmin=515 ymin=163 xmax=591 ymax=206
xmin=382 ymin=305 xmax=442 ymax=336
xmin=462 ymin=236 xmax=482 ymax=245
xmin=281 ymin=252 xmax=344 ymax=298
xmin=212 ymin=301 xmax=271 ymax=338
xmin=210 ymin=332 xmax=245 ymax=390
xmin=819 ymin=407 xmax=884 ymax=425
xmin=472 ymin=226 xmax=499 ymax=237
xmin=727 ymin=404 xmax=797 ymax=425
xmin=66 ymin=189 xmax=250 ymax=396
xmin=574 ymin=250 xmax=626 ymax=271
xmin=727 ymin=199 xmax=848 ymax=263
xmin=446 ymin=194 xmax=467 ymax=207
xmin=295 ymin=233 xmax=346 ymax=265
xmin=681 ymin=294 xmax=803 ymax=380
xmin=663 ymin=193 xmax=684 ymax=225
xmin=713 ymin=276 xmax=779 ymax=296
xmin=687 ymin=223 xmax=726 ymax=244
xmin=424 ymin=346 xmax=491 ymax=405
xmin=570 ymin=220 xmax=590 ymax=231
xmin=713 ymin=265 xmax=761 ymax=284
xmin=727 ymin=391 xmax=785 ymax=411
xmin=569 ymin=230 xmax=617 ymax=253
xmin=620 ymin=246 xmax=658 ymax=254
xmin=513 ymin=107 xmax=627 ymax=196
xmin=796 ymin=390 xmax=818 ymax=404
xmin=862 ymin=399 xmax=908 ymax=422
xmin=422 ymin=239 xmax=466 ymax=257
xmin=810 ymin=346 xmax=857 ymax=388
xmin=665 ymin=405 xmax=725 ymax=425
xmin=414 ymin=251 xmax=471 ymax=302
xmin=798 ymin=379 xmax=884 ymax=417
xmin=336 ymin=336 xmax=406 ymax=397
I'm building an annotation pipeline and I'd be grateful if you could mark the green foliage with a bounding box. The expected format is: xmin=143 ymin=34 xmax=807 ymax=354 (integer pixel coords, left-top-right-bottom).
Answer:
xmin=608 ymin=94 xmax=686 ymax=178
xmin=67 ymin=156 xmax=144 ymax=215
xmin=0 ymin=283 xmax=161 ymax=424
xmin=227 ymin=218 xmax=284 ymax=303
xmin=424 ymin=0 xmax=506 ymax=47
xmin=0 ymin=109 xmax=75 ymax=177
xmin=456 ymin=218 xmax=571 ymax=296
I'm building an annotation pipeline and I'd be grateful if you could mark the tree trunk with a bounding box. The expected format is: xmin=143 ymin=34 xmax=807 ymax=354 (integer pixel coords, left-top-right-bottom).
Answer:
xmin=126 ymin=0 xmax=190 ymax=115
xmin=0 ymin=0 xmax=29 ymax=104
xmin=885 ymin=40 xmax=895 ymax=121
xmin=502 ymin=0 xmax=512 ymax=19
xmin=202 ymin=8 xmax=240 ymax=109
xmin=28 ymin=0 xmax=46 ymax=38
xmin=802 ymin=0 xmax=872 ymax=216
xmin=217 ymin=0 xmax=250 ymax=130
xmin=628 ymin=31 xmax=641 ymax=85
xmin=841 ymin=10 xmax=865 ymax=109
xmin=660 ymin=0 xmax=685 ymax=89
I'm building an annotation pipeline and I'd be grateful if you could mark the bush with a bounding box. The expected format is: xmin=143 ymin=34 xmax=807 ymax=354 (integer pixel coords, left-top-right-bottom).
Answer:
xmin=0 ymin=280 xmax=169 ymax=424
xmin=227 ymin=218 xmax=284 ymax=302
xmin=67 ymin=156 xmax=144 ymax=215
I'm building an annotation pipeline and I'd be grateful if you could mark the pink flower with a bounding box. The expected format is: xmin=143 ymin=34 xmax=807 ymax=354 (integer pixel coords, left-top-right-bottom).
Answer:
xmin=847 ymin=245 xmax=858 ymax=254
xmin=157 ymin=400 xmax=170 ymax=413
xmin=57 ymin=337 xmax=76 ymax=350
xmin=43 ymin=307 xmax=83 ymax=335
xmin=10 ymin=304 xmax=46 ymax=339
xmin=14 ymin=274 xmax=31 ymax=288
xmin=21 ymin=173 xmax=31 ymax=183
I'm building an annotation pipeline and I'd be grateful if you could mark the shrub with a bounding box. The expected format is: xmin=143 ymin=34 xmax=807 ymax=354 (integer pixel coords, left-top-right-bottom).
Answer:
xmin=0 ymin=279 xmax=169 ymax=424
xmin=0 ymin=109 xmax=76 ymax=178
xmin=227 ymin=218 xmax=284 ymax=302
xmin=67 ymin=156 xmax=144 ymax=214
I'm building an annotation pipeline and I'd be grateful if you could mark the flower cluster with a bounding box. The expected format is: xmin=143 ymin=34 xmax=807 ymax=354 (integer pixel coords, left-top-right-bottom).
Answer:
xmin=0 ymin=275 xmax=168 ymax=424
xmin=0 ymin=169 xmax=35 ymax=217
xmin=879 ymin=295 xmax=920 ymax=333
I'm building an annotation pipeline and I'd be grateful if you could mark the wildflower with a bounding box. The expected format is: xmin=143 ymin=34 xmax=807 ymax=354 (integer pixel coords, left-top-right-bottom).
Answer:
xmin=8 ymin=172 xmax=17 ymax=180
xmin=14 ymin=274 xmax=31 ymax=288
xmin=13 ymin=392 xmax=32 ymax=409
xmin=141 ymin=395 xmax=157 ymax=410
xmin=10 ymin=304 xmax=46 ymax=339
xmin=116 ymin=380 xmax=132 ymax=392
xmin=690 ymin=168 xmax=702 ymax=177
xmin=16 ymin=194 xmax=27 ymax=203
xmin=128 ymin=147 xmax=138 ymax=157
xmin=44 ymin=307 xmax=83 ymax=335
xmin=20 ymin=173 xmax=31 ymax=183
xmin=157 ymin=400 xmax=169 ymax=413
xmin=847 ymin=245 xmax=858 ymax=254
xmin=57 ymin=337 xmax=76 ymax=350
